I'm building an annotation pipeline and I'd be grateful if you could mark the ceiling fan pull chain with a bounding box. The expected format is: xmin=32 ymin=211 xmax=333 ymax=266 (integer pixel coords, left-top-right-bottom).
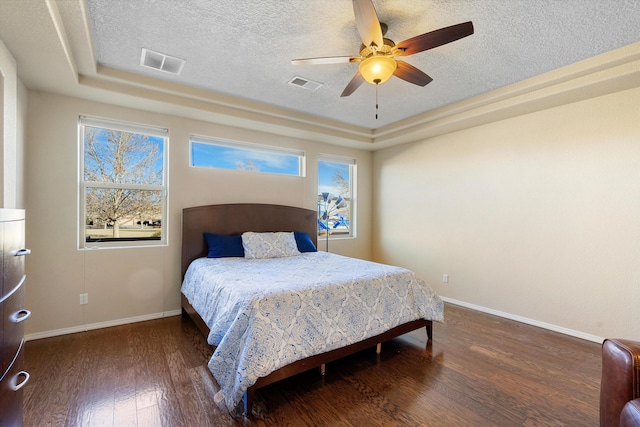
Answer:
xmin=374 ymin=79 xmax=380 ymax=119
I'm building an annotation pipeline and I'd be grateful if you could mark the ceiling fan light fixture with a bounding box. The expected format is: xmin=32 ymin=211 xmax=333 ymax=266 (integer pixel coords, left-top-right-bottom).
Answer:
xmin=291 ymin=0 xmax=473 ymax=97
xmin=358 ymin=55 xmax=397 ymax=85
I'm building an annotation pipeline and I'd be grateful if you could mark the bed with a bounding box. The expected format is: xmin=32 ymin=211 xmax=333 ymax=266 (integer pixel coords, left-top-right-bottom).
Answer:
xmin=180 ymin=203 xmax=444 ymax=415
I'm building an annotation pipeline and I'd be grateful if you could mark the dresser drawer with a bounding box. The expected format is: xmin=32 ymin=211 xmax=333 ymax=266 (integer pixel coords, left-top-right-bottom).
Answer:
xmin=0 ymin=300 xmax=3 ymax=383
xmin=1 ymin=279 xmax=28 ymax=376
xmin=2 ymin=218 xmax=26 ymax=298
xmin=0 ymin=341 xmax=27 ymax=427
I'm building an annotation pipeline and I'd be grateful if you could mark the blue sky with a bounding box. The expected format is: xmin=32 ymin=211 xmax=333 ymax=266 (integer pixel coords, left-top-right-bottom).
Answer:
xmin=318 ymin=161 xmax=349 ymax=195
xmin=191 ymin=142 xmax=350 ymax=196
xmin=191 ymin=142 xmax=300 ymax=175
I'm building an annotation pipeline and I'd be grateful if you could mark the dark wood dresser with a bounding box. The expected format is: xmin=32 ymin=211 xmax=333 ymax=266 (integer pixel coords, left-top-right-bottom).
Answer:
xmin=0 ymin=209 xmax=30 ymax=427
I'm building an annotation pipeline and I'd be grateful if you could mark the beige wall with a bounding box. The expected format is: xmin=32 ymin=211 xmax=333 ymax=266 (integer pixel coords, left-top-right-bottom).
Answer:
xmin=0 ymin=40 xmax=26 ymax=209
xmin=25 ymin=91 xmax=372 ymax=337
xmin=373 ymin=86 xmax=640 ymax=342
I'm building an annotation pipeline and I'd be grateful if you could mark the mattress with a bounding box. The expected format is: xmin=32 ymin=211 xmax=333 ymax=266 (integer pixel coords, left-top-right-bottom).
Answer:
xmin=181 ymin=251 xmax=443 ymax=412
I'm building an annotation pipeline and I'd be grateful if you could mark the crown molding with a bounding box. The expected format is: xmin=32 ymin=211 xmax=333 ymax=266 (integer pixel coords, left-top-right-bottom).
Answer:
xmin=372 ymin=41 xmax=640 ymax=149
xmin=81 ymin=66 xmax=375 ymax=148
xmin=79 ymin=38 xmax=640 ymax=151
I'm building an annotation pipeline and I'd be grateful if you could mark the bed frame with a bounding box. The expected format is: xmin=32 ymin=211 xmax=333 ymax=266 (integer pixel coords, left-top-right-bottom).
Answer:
xmin=181 ymin=203 xmax=432 ymax=415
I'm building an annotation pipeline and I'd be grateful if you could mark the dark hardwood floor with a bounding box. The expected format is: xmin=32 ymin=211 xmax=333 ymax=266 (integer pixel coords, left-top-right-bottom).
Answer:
xmin=23 ymin=303 xmax=601 ymax=426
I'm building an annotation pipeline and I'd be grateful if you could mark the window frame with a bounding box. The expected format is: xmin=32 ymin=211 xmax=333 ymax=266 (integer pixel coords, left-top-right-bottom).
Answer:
xmin=317 ymin=155 xmax=356 ymax=239
xmin=78 ymin=116 xmax=168 ymax=249
xmin=189 ymin=135 xmax=305 ymax=177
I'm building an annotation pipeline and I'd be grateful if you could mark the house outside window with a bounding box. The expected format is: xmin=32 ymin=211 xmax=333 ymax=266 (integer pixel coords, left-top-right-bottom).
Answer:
xmin=79 ymin=116 xmax=167 ymax=248
xmin=317 ymin=156 xmax=356 ymax=239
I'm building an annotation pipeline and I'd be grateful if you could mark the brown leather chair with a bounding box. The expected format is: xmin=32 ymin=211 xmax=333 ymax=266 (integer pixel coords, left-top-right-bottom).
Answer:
xmin=600 ymin=339 xmax=640 ymax=426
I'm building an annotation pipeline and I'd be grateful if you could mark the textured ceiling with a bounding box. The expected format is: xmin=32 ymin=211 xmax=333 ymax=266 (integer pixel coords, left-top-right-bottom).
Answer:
xmin=84 ymin=0 xmax=640 ymax=129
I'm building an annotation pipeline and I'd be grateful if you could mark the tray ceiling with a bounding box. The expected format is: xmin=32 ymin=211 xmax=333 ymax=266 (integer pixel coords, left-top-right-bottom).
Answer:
xmin=85 ymin=0 xmax=640 ymax=129
xmin=1 ymin=0 xmax=640 ymax=149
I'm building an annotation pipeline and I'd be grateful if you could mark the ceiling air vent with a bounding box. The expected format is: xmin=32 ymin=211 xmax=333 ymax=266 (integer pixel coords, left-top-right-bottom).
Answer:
xmin=140 ymin=48 xmax=185 ymax=75
xmin=288 ymin=76 xmax=323 ymax=91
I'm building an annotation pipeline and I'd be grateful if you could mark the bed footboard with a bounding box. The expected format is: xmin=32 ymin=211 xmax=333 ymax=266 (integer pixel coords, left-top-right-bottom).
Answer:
xmin=242 ymin=317 xmax=432 ymax=414
xmin=183 ymin=293 xmax=432 ymax=415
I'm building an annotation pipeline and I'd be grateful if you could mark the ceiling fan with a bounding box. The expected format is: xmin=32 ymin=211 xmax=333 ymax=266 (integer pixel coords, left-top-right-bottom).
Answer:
xmin=292 ymin=0 xmax=474 ymax=98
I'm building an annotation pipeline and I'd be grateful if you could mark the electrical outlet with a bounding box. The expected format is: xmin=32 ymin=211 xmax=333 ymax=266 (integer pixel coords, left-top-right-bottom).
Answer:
xmin=442 ymin=274 xmax=449 ymax=283
xmin=80 ymin=293 xmax=89 ymax=305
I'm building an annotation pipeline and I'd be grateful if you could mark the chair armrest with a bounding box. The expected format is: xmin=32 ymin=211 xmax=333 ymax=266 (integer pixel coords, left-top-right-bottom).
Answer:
xmin=621 ymin=399 xmax=640 ymax=427
xmin=600 ymin=339 xmax=640 ymax=427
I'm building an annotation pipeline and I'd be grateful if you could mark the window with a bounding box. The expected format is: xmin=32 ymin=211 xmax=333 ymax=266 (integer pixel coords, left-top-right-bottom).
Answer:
xmin=190 ymin=135 xmax=304 ymax=176
xmin=317 ymin=156 xmax=356 ymax=239
xmin=79 ymin=116 xmax=167 ymax=248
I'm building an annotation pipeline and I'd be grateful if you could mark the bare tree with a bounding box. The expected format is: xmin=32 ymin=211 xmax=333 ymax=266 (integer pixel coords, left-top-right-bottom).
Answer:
xmin=84 ymin=127 xmax=163 ymax=238
xmin=332 ymin=168 xmax=350 ymax=198
xmin=236 ymin=160 xmax=259 ymax=171
xmin=330 ymin=166 xmax=351 ymax=229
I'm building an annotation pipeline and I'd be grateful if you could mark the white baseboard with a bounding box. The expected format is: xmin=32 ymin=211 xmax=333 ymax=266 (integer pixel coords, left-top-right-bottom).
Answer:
xmin=26 ymin=300 xmax=604 ymax=344
xmin=441 ymin=297 xmax=604 ymax=344
xmin=25 ymin=309 xmax=183 ymax=341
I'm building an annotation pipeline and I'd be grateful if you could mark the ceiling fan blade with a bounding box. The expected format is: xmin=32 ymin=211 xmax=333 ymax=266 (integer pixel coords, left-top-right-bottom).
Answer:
xmin=353 ymin=0 xmax=383 ymax=48
xmin=396 ymin=21 xmax=474 ymax=56
xmin=393 ymin=60 xmax=433 ymax=86
xmin=341 ymin=72 xmax=365 ymax=97
xmin=292 ymin=56 xmax=359 ymax=65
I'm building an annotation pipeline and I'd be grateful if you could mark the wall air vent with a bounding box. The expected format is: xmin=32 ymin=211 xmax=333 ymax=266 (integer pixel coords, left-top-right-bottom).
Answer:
xmin=140 ymin=48 xmax=185 ymax=75
xmin=288 ymin=76 xmax=323 ymax=91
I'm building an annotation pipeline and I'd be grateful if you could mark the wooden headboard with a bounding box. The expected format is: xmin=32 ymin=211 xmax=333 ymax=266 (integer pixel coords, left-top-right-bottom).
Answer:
xmin=181 ymin=203 xmax=318 ymax=278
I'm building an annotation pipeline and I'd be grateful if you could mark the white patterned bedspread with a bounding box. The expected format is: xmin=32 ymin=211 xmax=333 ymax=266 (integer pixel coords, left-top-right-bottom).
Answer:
xmin=181 ymin=251 xmax=444 ymax=412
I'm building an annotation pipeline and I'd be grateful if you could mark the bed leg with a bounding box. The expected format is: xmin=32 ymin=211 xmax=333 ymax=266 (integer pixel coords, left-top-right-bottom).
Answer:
xmin=243 ymin=389 xmax=254 ymax=416
xmin=376 ymin=343 xmax=382 ymax=354
xmin=426 ymin=322 xmax=432 ymax=341
xmin=319 ymin=363 xmax=326 ymax=375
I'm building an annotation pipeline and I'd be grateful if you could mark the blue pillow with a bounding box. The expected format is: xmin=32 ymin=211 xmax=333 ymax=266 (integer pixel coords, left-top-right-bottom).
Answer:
xmin=294 ymin=231 xmax=317 ymax=253
xmin=203 ymin=233 xmax=245 ymax=258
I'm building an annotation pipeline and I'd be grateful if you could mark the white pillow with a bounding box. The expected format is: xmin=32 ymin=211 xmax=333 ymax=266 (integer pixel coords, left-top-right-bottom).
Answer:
xmin=241 ymin=232 xmax=301 ymax=259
